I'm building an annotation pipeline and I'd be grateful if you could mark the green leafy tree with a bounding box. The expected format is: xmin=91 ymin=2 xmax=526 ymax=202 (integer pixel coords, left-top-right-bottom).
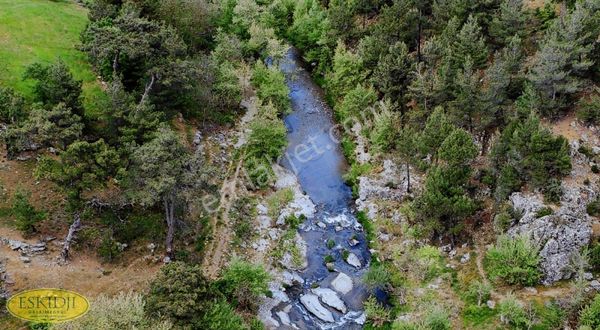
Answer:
xmin=370 ymin=99 xmax=399 ymax=153
xmin=328 ymin=0 xmax=358 ymax=42
xmin=491 ymin=110 xmax=571 ymax=200
xmin=371 ymin=42 xmax=414 ymax=109
xmin=528 ymin=0 xmax=599 ymax=117
xmin=36 ymin=139 xmax=120 ymax=205
xmin=145 ymin=262 xmax=217 ymax=326
xmin=12 ymin=190 xmax=46 ymax=235
xmin=413 ymin=128 xmax=478 ymax=236
xmin=448 ymin=57 xmax=484 ymax=133
xmin=489 ymin=0 xmax=527 ymax=46
xmin=418 ymin=107 xmax=455 ymax=163
xmin=81 ymin=9 xmax=187 ymax=89
xmin=0 ymin=87 xmax=27 ymax=124
xmin=217 ymin=259 xmax=270 ymax=312
xmin=251 ymin=61 xmax=290 ymax=114
xmin=155 ymin=0 xmax=216 ymax=51
xmin=326 ymin=41 xmax=366 ymax=101
xmin=23 ymin=61 xmax=83 ymax=116
xmin=4 ymin=103 xmax=83 ymax=158
xmin=127 ymin=126 xmax=191 ymax=257
xmin=335 ymin=84 xmax=377 ymax=122
xmin=451 ymin=15 xmax=489 ymax=69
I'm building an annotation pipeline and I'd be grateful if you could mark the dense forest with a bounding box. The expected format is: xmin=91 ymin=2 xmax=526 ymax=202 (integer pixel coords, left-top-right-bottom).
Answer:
xmin=0 ymin=0 xmax=599 ymax=329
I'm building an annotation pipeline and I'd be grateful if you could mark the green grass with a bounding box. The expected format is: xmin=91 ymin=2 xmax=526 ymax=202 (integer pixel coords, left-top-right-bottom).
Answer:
xmin=0 ymin=0 xmax=106 ymax=117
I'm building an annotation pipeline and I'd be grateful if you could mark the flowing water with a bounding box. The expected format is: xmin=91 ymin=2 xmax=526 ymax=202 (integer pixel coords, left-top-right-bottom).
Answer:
xmin=275 ymin=47 xmax=370 ymax=329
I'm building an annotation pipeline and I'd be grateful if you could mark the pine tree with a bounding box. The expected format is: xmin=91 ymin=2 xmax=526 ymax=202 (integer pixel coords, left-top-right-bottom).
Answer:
xmin=371 ymin=42 xmax=414 ymax=109
xmin=489 ymin=0 xmax=527 ymax=46
xmin=449 ymin=57 xmax=483 ymax=133
xmin=418 ymin=106 xmax=455 ymax=163
xmin=528 ymin=0 xmax=598 ymax=117
xmin=451 ymin=15 xmax=489 ymax=69
xmin=326 ymin=41 xmax=366 ymax=101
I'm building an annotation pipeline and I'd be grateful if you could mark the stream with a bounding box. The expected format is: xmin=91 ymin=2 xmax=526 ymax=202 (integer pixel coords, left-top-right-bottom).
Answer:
xmin=275 ymin=47 xmax=370 ymax=329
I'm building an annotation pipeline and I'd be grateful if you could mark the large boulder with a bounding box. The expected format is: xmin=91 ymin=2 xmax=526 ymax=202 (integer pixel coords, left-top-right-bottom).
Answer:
xmin=300 ymin=294 xmax=335 ymax=323
xmin=508 ymin=187 xmax=596 ymax=285
xmin=330 ymin=272 xmax=353 ymax=294
xmin=355 ymin=159 xmax=421 ymax=219
xmin=312 ymin=288 xmax=347 ymax=313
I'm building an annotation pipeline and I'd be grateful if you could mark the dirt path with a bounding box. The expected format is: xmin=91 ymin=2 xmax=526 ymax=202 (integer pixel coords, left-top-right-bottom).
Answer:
xmin=202 ymin=156 xmax=244 ymax=278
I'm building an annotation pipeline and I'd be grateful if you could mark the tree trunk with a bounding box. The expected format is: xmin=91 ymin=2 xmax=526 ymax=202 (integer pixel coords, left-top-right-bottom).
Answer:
xmin=61 ymin=213 xmax=81 ymax=262
xmin=406 ymin=161 xmax=411 ymax=193
xmin=163 ymin=196 xmax=176 ymax=258
xmin=417 ymin=12 xmax=422 ymax=63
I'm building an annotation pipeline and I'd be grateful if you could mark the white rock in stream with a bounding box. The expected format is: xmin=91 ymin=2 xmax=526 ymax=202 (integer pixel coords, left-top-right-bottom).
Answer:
xmin=276 ymin=311 xmax=292 ymax=327
xmin=331 ymin=272 xmax=353 ymax=294
xmin=300 ymin=294 xmax=335 ymax=323
xmin=312 ymin=288 xmax=347 ymax=313
xmin=346 ymin=253 xmax=362 ymax=268
xmin=273 ymin=165 xmax=316 ymax=222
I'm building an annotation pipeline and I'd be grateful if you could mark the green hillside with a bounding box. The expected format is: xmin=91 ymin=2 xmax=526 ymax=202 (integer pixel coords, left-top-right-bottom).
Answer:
xmin=0 ymin=0 xmax=105 ymax=116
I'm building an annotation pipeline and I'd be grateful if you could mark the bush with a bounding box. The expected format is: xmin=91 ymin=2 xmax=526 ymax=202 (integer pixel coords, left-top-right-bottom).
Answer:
xmin=493 ymin=204 xmax=516 ymax=233
xmin=579 ymin=294 xmax=600 ymax=329
xmin=364 ymin=297 xmax=391 ymax=327
xmin=590 ymin=241 xmax=600 ymax=270
xmin=535 ymin=207 xmax=553 ymax=218
xmin=12 ymin=190 xmax=46 ymax=235
xmin=424 ymin=307 xmax=451 ymax=330
xmin=498 ymin=295 xmax=530 ymax=329
xmin=98 ymin=234 xmax=121 ymax=262
xmin=576 ymin=93 xmax=600 ymax=126
xmin=53 ymin=292 xmax=172 ymax=330
xmin=145 ymin=262 xmax=216 ymax=325
xmin=251 ymin=61 xmax=290 ymax=114
xmin=542 ymin=178 xmax=563 ymax=204
xmin=362 ymin=265 xmax=391 ymax=291
xmin=465 ymin=280 xmax=492 ymax=306
xmin=415 ymin=245 xmax=445 ymax=281
xmin=218 ymin=259 xmax=270 ymax=313
xmin=485 ymin=234 xmax=541 ymax=286
xmin=588 ymin=198 xmax=600 ymax=217
xmin=198 ymin=301 xmax=247 ymax=330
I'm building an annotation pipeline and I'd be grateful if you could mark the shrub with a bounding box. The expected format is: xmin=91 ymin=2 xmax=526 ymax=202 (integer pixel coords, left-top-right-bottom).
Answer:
xmin=54 ymin=292 xmax=172 ymax=330
xmin=462 ymin=304 xmax=497 ymax=327
xmin=542 ymin=178 xmax=563 ymax=204
xmin=498 ymin=295 xmax=530 ymax=329
xmin=579 ymin=294 xmax=600 ymax=329
xmin=590 ymin=241 xmax=600 ymax=270
xmin=576 ymin=93 xmax=600 ymax=126
xmin=485 ymin=234 xmax=541 ymax=286
xmin=246 ymin=104 xmax=287 ymax=161
xmin=465 ymin=280 xmax=492 ymax=306
xmin=370 ymin=101 xmax=399 ymax=153
xmin=363 ymin=265 xmax=391 ymax=291
xmin=424 ymin=307 xmax=451 ymax=330
xmin=493 ymin=204 xmax=515 ymax=233
xmin=218 ymin=259 xmax=270 ymax=304
xmin=415 ymin=245 xmax=445 ymax=281
xmin=251 ymin=61 xmax=290 ymax=114
xmin=98 ymin=234 xmax=121 ymax=262
xmin=364 ymin=297 xmax=391 ymax=327
xmin=586 ymin=197 xmax=600 ymax=217
xmin=592 ymin=164 xmax=599 ymax=173
xmin=145 ymin=262 xmax=216 ymax=325
xmin=198 ymin=301 xmax=247 ymax=330
xmin=12 ymin=190 xmax=46 ymax=235
xmin=535 ymin=207 xmax=553 ymax=218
